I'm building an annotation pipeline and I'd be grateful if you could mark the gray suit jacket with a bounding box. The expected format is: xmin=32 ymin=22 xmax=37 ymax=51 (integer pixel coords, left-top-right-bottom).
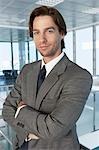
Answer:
xmin=2 ymin=54 xmax=92 ymax=150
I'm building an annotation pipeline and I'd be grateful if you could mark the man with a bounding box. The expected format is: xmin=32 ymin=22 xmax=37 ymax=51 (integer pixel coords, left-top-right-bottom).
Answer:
xmin=2 ymin=6 xmax=92 ymax=150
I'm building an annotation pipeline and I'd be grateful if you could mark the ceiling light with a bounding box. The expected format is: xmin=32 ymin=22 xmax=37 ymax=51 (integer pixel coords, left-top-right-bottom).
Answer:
xmin=35 ymin=0 xmax=64 ymax=7
xmin=0 ymin=24 xmax=28 ymax=30
xmin=19 ymin=19 xmax=26 ymax=23
xmin=82 ymin=7 xmax=99 ymax=14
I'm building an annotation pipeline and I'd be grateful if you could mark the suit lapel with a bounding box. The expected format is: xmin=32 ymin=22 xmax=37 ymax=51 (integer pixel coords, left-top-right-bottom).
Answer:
xmin=35 ymin=72 xmax=58 ymax=109
xmin=35 ymin=55 xmax=69 ymax=110
xmin=27 ymin=61 xmax=41 ymax=107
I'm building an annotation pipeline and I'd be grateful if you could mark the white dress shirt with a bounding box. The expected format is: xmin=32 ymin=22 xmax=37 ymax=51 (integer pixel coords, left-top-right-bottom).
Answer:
xmin=41 ymin=52 xmax=64 ymax=77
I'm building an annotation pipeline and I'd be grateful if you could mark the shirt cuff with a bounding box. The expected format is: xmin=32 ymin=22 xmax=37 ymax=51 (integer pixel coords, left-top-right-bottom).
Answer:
xmin=15 ymin=105 xmax=26 ymax=118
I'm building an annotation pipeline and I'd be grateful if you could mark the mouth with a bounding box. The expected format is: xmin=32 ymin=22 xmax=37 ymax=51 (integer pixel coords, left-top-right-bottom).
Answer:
xmin=39 ymin=45 xmax=49 ymax=50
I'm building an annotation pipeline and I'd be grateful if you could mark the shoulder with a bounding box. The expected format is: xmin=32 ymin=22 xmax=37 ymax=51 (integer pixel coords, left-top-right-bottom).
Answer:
xmin=20 ymin=60 xmax=41 ymax=74
xmin=64 ymin=57 xmax=93 ymax=83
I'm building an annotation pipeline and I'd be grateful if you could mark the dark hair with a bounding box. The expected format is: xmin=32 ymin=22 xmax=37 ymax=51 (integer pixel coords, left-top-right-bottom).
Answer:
xmin=29 ymin=6 xmax=67 ymax=50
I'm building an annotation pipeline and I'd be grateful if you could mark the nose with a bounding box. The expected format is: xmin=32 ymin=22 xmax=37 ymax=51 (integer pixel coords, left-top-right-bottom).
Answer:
xmin=39 ymin=32 xmax=47 ymax=43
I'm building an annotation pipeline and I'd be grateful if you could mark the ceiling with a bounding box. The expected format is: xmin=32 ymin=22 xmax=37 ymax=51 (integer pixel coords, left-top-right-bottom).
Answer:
xmin=0 ymin=0 xmax=99 ymax=42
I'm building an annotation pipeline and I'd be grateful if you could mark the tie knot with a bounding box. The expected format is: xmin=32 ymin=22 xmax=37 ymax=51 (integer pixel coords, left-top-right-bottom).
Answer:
xmin=39 ymin=65 xmax=46 ymax=79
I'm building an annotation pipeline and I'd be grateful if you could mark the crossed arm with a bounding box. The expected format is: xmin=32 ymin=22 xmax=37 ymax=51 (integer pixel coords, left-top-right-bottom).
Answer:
xmin=2 ymin=68 xmax=92 ymax=143
xmin=15 ymin=100 xmax=39 ymax=140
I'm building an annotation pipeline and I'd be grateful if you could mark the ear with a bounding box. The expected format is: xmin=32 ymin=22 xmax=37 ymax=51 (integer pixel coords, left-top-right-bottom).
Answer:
xmin=61 ymin=32 xmax=65 ymax=40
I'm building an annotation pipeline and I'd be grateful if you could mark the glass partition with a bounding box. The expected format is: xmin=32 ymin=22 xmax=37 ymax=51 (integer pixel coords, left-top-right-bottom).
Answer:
xmin=0 ymin=85 xmax=13 ymax=150
xmin=96 ymin=26 xmax=99 ymax=75
xmin=76 ymin=27 xmax=93 ymax=75
xmin=0 ymin=42 xmax=12 ymax=75
xmin=64 ymin=31 xmax=73 ymax=61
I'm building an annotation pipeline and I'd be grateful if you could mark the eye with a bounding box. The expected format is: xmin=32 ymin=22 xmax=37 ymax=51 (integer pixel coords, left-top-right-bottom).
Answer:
xmin=33 ymin=31 xmax=39 ymax=36
xmin=47 ymin=28 xmax=55 ymax=33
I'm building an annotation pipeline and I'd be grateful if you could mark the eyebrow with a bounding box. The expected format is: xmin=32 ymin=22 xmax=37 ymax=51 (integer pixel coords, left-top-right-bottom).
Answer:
xmin=33 ymin=26 xmax=56 ymax=31
xmin=45 ymin=26 xmax=56 ymax=30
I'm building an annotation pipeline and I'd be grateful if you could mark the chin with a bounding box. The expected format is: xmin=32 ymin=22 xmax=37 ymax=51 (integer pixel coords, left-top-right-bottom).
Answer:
xmin=39 ymin=51 xmax=48 ymax=57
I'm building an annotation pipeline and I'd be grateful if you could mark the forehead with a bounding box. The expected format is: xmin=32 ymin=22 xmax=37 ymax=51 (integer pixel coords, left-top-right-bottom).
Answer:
xmin=33 ymin=15 xmax=57 ymax=28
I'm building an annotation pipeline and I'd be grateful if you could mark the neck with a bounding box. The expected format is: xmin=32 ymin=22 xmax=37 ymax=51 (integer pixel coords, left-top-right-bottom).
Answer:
xmin=43 ymin=52 xmax=62 ymax=64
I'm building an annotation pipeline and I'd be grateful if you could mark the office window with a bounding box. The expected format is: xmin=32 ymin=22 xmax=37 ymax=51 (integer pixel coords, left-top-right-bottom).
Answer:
xmin=96 ymin=26 xmax=99 ymax=75
xmin=37 ymin=51 xmax=42 ymax=60
xmin=76 ymin=27 xmax=93 ymax=74
xmin=95 ymin=92 xmax=99 ymax=130
xmin=25 ymin=41 xmax=29 ymax=64
xmin=29 ymin=41 xmax=36 ymax=63
xmin=0 ymin=42 xmax=11 ymax=75
xmin=64 ymin=31 xmax=73 ymax=61
xmin=13 ymin=42 xmax=19 ymax=70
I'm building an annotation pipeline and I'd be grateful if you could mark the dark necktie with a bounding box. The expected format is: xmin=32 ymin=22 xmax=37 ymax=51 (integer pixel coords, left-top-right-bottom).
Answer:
xmin=37 ymin=65 xmax=46 ymax=93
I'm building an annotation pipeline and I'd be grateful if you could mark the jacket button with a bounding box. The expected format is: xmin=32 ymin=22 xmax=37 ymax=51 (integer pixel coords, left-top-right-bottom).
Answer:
xmin=17 ymin=122 xmax=24 ymax=128
xmin=16 ymin=142 xmax=18 ymax=146
xmin=21 ymin=124 xmax=24 ymax=128
xmin=17 ymin=122 xmax=20 ymax=126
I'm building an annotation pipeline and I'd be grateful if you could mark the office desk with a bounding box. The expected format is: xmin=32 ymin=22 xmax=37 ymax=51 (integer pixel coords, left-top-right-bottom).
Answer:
xmin=79 ymin=130 xmax=99 ymax=150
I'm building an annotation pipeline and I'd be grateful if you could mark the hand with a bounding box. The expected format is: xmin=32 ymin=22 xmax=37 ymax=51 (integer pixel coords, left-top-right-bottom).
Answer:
xmin=28 ymin=133 xmax=39 ymax=140
xmin=17 ymin=100 xmax=26 ymax=108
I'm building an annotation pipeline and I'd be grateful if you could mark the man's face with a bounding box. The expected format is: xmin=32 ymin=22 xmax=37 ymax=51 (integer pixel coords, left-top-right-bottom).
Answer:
xmin=33 ymin=15 xmax=64 ymax=63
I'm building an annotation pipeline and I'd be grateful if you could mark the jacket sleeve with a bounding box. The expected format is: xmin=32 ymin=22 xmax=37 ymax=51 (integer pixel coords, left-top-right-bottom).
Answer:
xmin=2 ymin=65 xmax=29 ymax=144
xmin=12 ymin=70 xmax=93 ymax=140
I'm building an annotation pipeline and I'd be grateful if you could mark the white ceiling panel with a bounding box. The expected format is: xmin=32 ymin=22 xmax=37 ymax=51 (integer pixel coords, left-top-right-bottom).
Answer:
xmin=0 ymin=0 xmax=99 ymax=41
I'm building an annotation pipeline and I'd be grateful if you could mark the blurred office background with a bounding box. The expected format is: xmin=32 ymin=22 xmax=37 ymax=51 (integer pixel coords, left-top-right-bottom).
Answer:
xmin=0 ymin=0 xmax=99 ymax=149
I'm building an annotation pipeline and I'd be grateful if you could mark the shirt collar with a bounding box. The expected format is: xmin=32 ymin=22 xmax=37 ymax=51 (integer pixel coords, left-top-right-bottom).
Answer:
xmin=41 ymin=52 xmax=64 ymax=76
